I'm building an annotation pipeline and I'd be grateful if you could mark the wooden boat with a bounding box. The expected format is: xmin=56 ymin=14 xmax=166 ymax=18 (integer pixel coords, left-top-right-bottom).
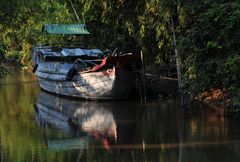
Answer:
xmin=33 ymin=24 xmax=138 ymax=100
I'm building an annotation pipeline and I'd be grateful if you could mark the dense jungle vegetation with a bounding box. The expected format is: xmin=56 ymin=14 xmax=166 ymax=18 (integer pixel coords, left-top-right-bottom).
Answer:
xmin=0 ymin=0 xmax=239 ymax=103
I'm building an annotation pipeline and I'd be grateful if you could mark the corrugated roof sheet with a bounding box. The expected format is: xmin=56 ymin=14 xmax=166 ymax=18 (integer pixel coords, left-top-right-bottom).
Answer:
xmin=43 ymin=24 xmax=91 ymax=35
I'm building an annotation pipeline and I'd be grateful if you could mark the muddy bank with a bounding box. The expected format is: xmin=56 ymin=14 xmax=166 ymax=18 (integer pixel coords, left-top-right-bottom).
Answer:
xmin=196 ymin=88 xmax=240 ymax=118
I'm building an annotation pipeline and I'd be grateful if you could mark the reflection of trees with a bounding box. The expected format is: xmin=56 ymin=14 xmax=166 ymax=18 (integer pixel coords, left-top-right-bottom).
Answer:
xmin=185 ymin=105 xmax=227 ymax=141
xmin=0 ymin=72 xmax=68 ymax=162
xmin=132 ymin=102 xmax=240 ymax=162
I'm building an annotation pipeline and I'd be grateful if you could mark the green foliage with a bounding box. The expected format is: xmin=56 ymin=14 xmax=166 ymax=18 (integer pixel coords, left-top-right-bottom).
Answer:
xmin=0 ymin=41 xmax=6 ymax=77
xmin=221 ymin=54 xmax=240 ymax=97
xmin=0 ymin=0 xmax=74 ymax=67
xmin=177 ymin=0 xmax=240 ymax=101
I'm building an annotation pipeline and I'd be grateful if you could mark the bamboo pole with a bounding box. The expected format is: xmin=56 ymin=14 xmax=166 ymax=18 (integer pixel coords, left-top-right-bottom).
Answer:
xmin=69 ymin=0 xmax=80 ymax=22
xmin=171 ymin=17 xmax=184 ymax=106
xmin=140 ymin=51 xmax=146 ymax=103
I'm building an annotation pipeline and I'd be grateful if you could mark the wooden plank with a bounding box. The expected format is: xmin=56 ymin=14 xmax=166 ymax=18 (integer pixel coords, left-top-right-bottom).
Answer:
xmin=39 ymin=80 xmax=114 ymax=98
xmin=35 ymin=65 xmax=135 ymax=99
xmin=37 ymin=75 xmax=114 ymax=88
xmin=36 ymin=69 xmax=115 ymax=81
xmin=145 ymin=73 xmax=178 ymax=81
xmin=37 ymin=62 xmax=75 ymax=75
xmin=38 ymin=77 xmax=114 ymax=91
xmin=39 ymin=83 xmax=124 ymax=99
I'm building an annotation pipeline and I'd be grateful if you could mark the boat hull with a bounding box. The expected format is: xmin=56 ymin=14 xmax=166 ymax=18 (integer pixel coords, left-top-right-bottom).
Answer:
xmin=35 ymin=63 xmax=135 ymax=100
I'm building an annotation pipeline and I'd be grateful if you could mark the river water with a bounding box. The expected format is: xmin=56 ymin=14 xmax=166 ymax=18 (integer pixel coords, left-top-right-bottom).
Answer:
xmin=0 ymin=71 xmax=240 ymax=162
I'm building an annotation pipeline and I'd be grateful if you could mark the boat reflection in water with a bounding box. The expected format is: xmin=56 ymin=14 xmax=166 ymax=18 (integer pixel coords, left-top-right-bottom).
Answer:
xmin=34 ymin=91 xmax=140 ymax=151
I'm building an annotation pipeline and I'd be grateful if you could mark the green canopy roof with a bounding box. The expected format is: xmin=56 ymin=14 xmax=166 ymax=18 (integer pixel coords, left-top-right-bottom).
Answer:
xmin=43 ymin=24 xmax=90 ymax=35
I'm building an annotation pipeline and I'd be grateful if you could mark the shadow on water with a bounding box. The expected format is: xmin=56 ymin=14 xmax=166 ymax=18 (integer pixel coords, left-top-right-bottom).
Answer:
xmin=1 ymin=72 xmax=240 ymax=162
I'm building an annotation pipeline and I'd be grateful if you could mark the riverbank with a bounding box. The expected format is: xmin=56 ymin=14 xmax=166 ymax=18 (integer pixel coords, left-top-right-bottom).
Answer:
xmin=1 ymin=61 xmax=32 ymax=74
xmin=195 ymin=88 xmax=226 ymax=106
xmin=195 ymin=88 xmax=240 ymax=118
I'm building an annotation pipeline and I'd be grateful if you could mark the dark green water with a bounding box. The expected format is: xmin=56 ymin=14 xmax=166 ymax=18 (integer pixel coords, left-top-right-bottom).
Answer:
xmin=1 ymin=71 xmax=240 ymax=162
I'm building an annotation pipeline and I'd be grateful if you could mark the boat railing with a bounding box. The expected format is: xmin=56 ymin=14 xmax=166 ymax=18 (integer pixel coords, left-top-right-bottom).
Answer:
xmin=74 ymin=58 xmax=88 ymax=67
